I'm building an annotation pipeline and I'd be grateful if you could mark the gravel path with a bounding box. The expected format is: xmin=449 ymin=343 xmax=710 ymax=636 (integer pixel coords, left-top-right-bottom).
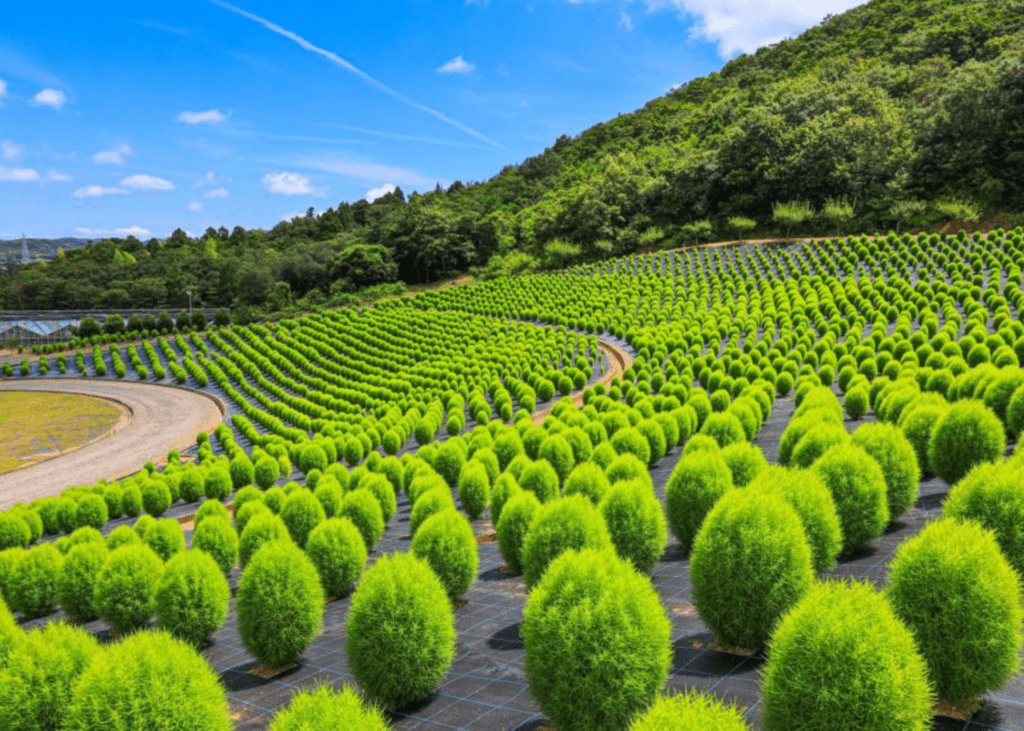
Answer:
xmin=0 ymin=379 xmax=225 ymax=509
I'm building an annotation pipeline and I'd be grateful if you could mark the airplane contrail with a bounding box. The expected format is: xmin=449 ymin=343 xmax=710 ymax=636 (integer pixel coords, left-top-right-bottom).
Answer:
xmin=209 ymin=0 xmax=502 ymax=149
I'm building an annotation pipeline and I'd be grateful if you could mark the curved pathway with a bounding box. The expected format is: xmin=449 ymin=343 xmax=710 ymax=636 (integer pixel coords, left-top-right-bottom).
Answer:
xmin=531 ymin=338 xmax=633 ymax=425
xmin=0 ymin=379 xmax=225 ymax=509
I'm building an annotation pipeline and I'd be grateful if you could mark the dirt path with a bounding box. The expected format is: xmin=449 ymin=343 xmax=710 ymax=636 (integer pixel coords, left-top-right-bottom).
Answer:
xmin=0 ymin=379 xmax=225 ymax=510
xmin=531 ymin=339 xmax=633 ymax=426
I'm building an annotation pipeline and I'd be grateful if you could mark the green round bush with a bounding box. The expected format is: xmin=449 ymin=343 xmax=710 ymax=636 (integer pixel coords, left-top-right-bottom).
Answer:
xmin=156 ymin=549 xmax=230 ymax=646
xmin=64 ymin=630 xmax=231 ymax=730
xmin=262 ymin=486 xmax=286 ymax=514
xmin=105 ymin=525 xmax=139 ymax=551
xmin=305 ymin=517 xmax=366 ymax=598
xmin=900 ymin=399 xmax=950 ymax=473
xmin=191 ymin=516 xmax=238 ymax=575
xmin=928 ymin=400 xmax=1005 ymax=484
xmin=522 ymin=548 xmax=671 ymax=731
xmin=433 ymin=440 xmax=466 ymax=486
xmin=691 ymin=489 xmax=814 ymax=649
xmin=599 ymin=478 xmax=667 ymax=573
xmin=409 ymin=487 xmax=454 ymax=537
xmin=790 ymin=423 xmax=850 ymax=469
xmin=142 ymin=518 xmax=185 ymax=562
xmin=563 ymin=462 xmax=611 ymax=505
xmin=280 ymin=489 xmax=326 ymax=549
xmin=412 ymin=509 xmax=479 ymax=602
xmin=254 ymin=455 xmax=281 ymax=489
xmin=268 ymin=684 xmax=389 ymax=731
xmin=605 ymin=453 xmax=652 ymax=487
xmin=518 ymin=459 xmax=560 ymax=503
xmin=761 ymin=580 xmax=932 ymax=731
xmin=887 ymin=518 xmax=1023 ymax=703
xmin=140 ymin=480 xmax=171 ymax=517
xmin=54 ymin=497 xmax=77 ymax=534
xmin=945 ymin=461 xmax=1024 ymax=575
xmin=0 ymin=621 xmax=99 ymax=731
xmin=699 ymin=412 xmax=747 ymax=448
xmin=0 ymin=514 xmax=30 ymax=551
xmin=234 ymin=500 xmax=269 ymax=536
xmin=357 ymin=474 xmax=397 ymax=523
xmin=610 ymin=427 xmax=652 ymax=465
xmin=10 ymin=508 xmax=40 ymax=544
xmin=74 ymin=495 xmax=108 ymax=531
xmin=94 ymin=544 xmax=163 ymax=633
xmin=637 ymin=419 xmax=668 ymax=465
xmin=346 ymin=552 xmax=455 ymax=708
xmin=490 ymin=472 xmax=520 ymax=526
xmin=538 ymin=434 xmax=576 ymax=483
xmin=521 ymin=495 xmax=612 ymax=589
xmin=457 ymin=461 xmax=490 ymax=520
xmin=298 ymin=443 xmax=329 ymax=474
xmin=682 ymin=434 xmax=720 ymax=454
xmin=664 ymin=451 xmax=733 ymax=554
xmin=313 ymin=479 xmax=344 ymax=519
xmin=338 ymin=489 xmax=385 ymax=550
xmin=194 ymin=499 xmax=229 ymax=528
xmin=57 ymin=541 xmax=107 ymax=623
xmin=66 ymin=526 xmax=103 ymax=551
xmin=851 ymin=423 xmax=920 ymax=519
xmin=232 ymin=485 xmax=264 ymax=515
xmin=238 ymin=512 xmax=290 ymax=568
xmin=629 ymin=691 xmax=748 ymax=731
xmin=8 ymin=543 xmax=62 ymax=619
xmin=494 ymin=430 xmax=525 ymax=470
xmin=496 ymin=490 xmax=541 ymax=573
xmin=719 ymin=442 xmax=768 ymax=487
xmin=589 ymin=441 xmax=617 ymax=469
xmin=229 ymin=455 xmax=255 ymax=490
xmin=203 ymin=469 xmax=232 ymax=502
xmin=237 ymin=540 xmax=323 ymax=668
xmin=0 ymin=598 xmax=19 ymax=666
xmin=177 ymin=467 xmax=204 ymax=503
xmin=812 ymin=444 xmax=889 ymax=553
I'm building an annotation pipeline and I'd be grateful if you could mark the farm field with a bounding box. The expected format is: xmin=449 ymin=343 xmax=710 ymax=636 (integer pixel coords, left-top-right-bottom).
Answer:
xmin=2 ymin=229 xmax=1024 ymax=729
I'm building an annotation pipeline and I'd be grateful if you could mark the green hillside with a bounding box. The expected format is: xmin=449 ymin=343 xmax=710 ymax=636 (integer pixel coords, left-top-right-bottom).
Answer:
xmin=2 ymin=0 xmax=1022 ymax=313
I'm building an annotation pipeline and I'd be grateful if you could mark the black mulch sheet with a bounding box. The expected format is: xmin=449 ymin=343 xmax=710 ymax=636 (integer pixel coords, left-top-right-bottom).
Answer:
xmin=22 ymin=393 xmax=1024 ymax=730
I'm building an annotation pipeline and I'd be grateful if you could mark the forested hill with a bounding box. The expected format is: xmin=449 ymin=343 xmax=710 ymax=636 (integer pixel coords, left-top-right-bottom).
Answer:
xmin=3 ymin=0 xmax=1023 ymax=315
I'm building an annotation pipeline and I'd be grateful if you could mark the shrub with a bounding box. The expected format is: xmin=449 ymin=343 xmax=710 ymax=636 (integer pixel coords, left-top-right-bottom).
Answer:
xmin=268 ymin=684 xmax=389 ymax=731
xmin=346 ymin=552 xmax=455 ymax=708
xmin=237 ymin=540 xmax=323 ymax=668
xmin=887 ymin=518 xmax=1022 ymax=703
xmin=605 ymin=453 xmax=651 ymax=487
xmin=57 ymin=541 xmax=107 ymax=623
xmin=8 ymin=543 xmax=62 ymax=619
xmin=851 ymin=423 xmax=920 ymax=518
xmin=494 ymin=430 xmax=525 ymax=470
xmin=94 ymin=544 xmax=163 ymax=633
xmin=412 ymin=509 xmax=479 ymax=602
xmin=901 ymin=399 xmax=950 ymax=473
xmin=563 ymin=462 xmax=611 ymax=505
xmin=600 ymin=479 xmax=667 ymax=573
xmin=67 ymin=526 xmax=103 ymax=551
xmin=203 ymin=469 xmax=232 ymax=502
xmin=691 ymin=489 xmax=814 ymax=649
xmin=0 ymin=595 xmax=18 ymax=664
xmin=10 ymin=509 xmax=40 ymax=544
xmin=156 ymin=549 xmax=230 ymax=646
xmin=434 ymin=440 xmax=466 ymax=486
xmin=357 ymin=474 xmax=397 ymax=523
xmin=280 ymin=489 xmax=326 ymax=549
xmin=64 ymin=631 xmax=231 ymax=730
xmin=121 ymin=484 xmax=142 ymax=517
xmin=456 ymin=461 xmax=490 ymax=521
xmin=191 ymin=516 xmax=238 ymax=575
xmin=178 ymin=468 xmax=204 ymax=502
xmin=790 ymin=423 xmax=850 ymax=469
xmin=518 ymin=459 xmax=560 ymax=503
xmin=142 ymin=518 xmax=186 ymax=562
xmin=305 ymin=517 xmax=366 ymax=598
xmin=683 ymin=434 xmax=720 ymax=454
xmin=229 ymin=455 xmax=255 ymax=490
xmin=0 ymin=622 xmax=100 ymax=730
xmin=0 ymin=514 xmax=30 ymax=551
xmin=812 ymin=444 xmax=889 ymax=553
xmin=928 ymin=400 xmax=1005 ymax=484
xmin=338 ymin=489 xmax=385 ymax=550
xmin=194 ymin=499 xmax=229 ymax=528
xmin=664 ymin=451 xmax=733 ymax=554
xmin=105 ymin=525 xmax=140 ymax=551
xmin=610 ymin=427 xmax=652 ymax=465
xmin=719 ymin=442 xmax=768 ymax=487
xmin=254 ymin=455 xmax=281 ymax=489
xmin=74 ymin=495 xmax=108 ymax=531
xmin=238 ymin=513 xmax=290 ymax=568
xmin=232 ymin=485 xmax=264 ymax=516
xmin=298 ymin=444 xmax=329 ymax=475
xmin=313 ymin=479 xmax=344 ymax=519
xmin=628 ymin=691 xmax=748 ymax=730
xmin=523 ymin=548 xmax=670 ymax=731
xmin=538 ymin=434 xmax=576 ymax=483
xmin=761 ymin=580 xmax=932 ymax=731
xmin=496 ymin=490 xmax=541 ymax=573
xmin=589 ymin=441 xmax=617 ymax=468
xmin=262 ymin=486 xmax=286 ymax=514
xmin=945 ymin=461 xmax=1024 ymax=575
xmin=490 ymin=473 xmax=520 ymax=526
xmin=699 ymin=412 xmax=747 ymax=448
xmin=521 ymin=495 xmax=612 ymax=588
xmin=140 ymin=480 xmax=171 ymax=517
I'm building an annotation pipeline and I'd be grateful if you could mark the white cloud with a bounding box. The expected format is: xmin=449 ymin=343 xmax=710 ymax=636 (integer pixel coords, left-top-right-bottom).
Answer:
xmin=299 ymin=158 xmax=436 ymax=187
xmin=205 ymin=187 xmax=230 ymax=199
xmin=438 ymin=56 xmax=475 ymax=74
xmin=121 ymin=174 xmax=175 ymax=191
xmin=641 ymin=0 xmax=866 ymax=57
xmin=0 ymin=167 xmax=40 ymax=182
xmin=73 ymin=185 xmax=128 ymax=198
xmin=619 ymin=11 xmax=634 ymax=30
xmin=365 ymin=183 xmax=396 ymax=203
xmin=193 ymin=170 xmax=231 ymax=188
xmin=187 ymin=200 xmax=204 ymax=212
xmin=176 ymin=109 xmax=229 ymax=124
xmin=46 ymin=170 xmax=73 ymax=182
xmin=92 ymin=143 xmax=132 ymax=164
xmin=74 ymin=225 xmax=153 ymax=238
xmin=261 ymin=171 xmax=316 ymax=196
xmin=1 ymin=141 xmax=24 ymax=161
xmin=30 ymin=88 xmax=66 ymax=109
xmin=0 ymin=79 xmax=7 ymax=102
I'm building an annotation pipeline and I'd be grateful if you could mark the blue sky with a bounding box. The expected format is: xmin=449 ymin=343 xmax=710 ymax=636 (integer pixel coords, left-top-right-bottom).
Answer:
xmin=0 ymin=0 xmax=863 ymax=239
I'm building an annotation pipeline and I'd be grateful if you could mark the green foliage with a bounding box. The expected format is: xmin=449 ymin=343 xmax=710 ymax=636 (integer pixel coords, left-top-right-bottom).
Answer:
xmin=945 ymin=461 xmax=1024 ymax=576
xmin=610 ymin=426 xmax=652 ymax=464
xmin=140 ymin=480 xmax=172 ymax=517
xmin=237 ymin=540 xmax=324 ymax=668
xmin=629 ymin=690 xmax=749 ymax=730
xmin=457 ymin=461 xmax=490 ymax=520
xmin=191 ymin=516 xmax=239 ymax=575
xmin=229 ymin=455 xmax=255 ymax=490
xmin=599 ymin=478 xmax=667 ymax=573
xmin=563 ymin=461 xmax=611 ymax=505
xmin=412 ymin=509 xmax=479 ymax=601
xmin=346 ymin=552 xmax=455 ymax=708
xmin=280 ymin=489 xmax=326 ymax=548
xmin=691 ymin=489 xmax=814 ymax=649
xmin=57 ymin=542 xmax=107 ymax=623
xmin=194 ymin=499 xmax=229 ymax=528
xmin=64 ymin=631 xmax=231 ymax=730
xmin=268 ymin=684 xmax=390 ymax=731
xmin=8 ymin=544 xmax=62 ymax=619
xmin=94 ymin=544 xmax=163 ymax=633
xmin=358 ymin=474 xmax=397 ymax=522
xmin=74 ymin=495 xmax=108 ymax=531
xmin=719 ymin=442 xmax=767 ymax=487
xmin=928 ymin=400 xmax=1006 ymax=484
xmin=851 ymin=423 xmax=920 ymax=519
xmin=518 ymin=459 xmax=560 ymax=503
xmin=699 ymin=412 xmax=747 ymax=448
xmin=521 ymin=495 xmax=612 ymax=588
xmin=339 ymin=489 xmax=385 ymax=550
xmin=538 ymin=434 xmax=575 ymax=482
xmin=0 ymin=515 xmax=30 ymax=551
xmin=664 ymin=451 xmax=733 ymax=553
xmin=254 ymin=455 xmax=282 ymax=489
xmin=238 ymin=512 xmax=290 ymax=568
xmin=434 ymin=440 xmax=466 ymax=487
xmin=155 ymin=550 xmax=231 ymax=646
xmin=305 ymin=517 xmax=367 ymax=598
xmin=142 ymin=518 xmax=186 ymax=562
xmin=522 ymin=548 xmax=671 ymax=731
xmin=761 ymin=580 xmax=933 ymax=731
xmin=887 ymin=518 xmax=1022 ymax=703
xmin=496 ymin=490 xmax=541 ymax=573
xmin=812 ymin=444 xmax=889 ymax=553
xmin=203 ymin=468 xmax=232 ymax=502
